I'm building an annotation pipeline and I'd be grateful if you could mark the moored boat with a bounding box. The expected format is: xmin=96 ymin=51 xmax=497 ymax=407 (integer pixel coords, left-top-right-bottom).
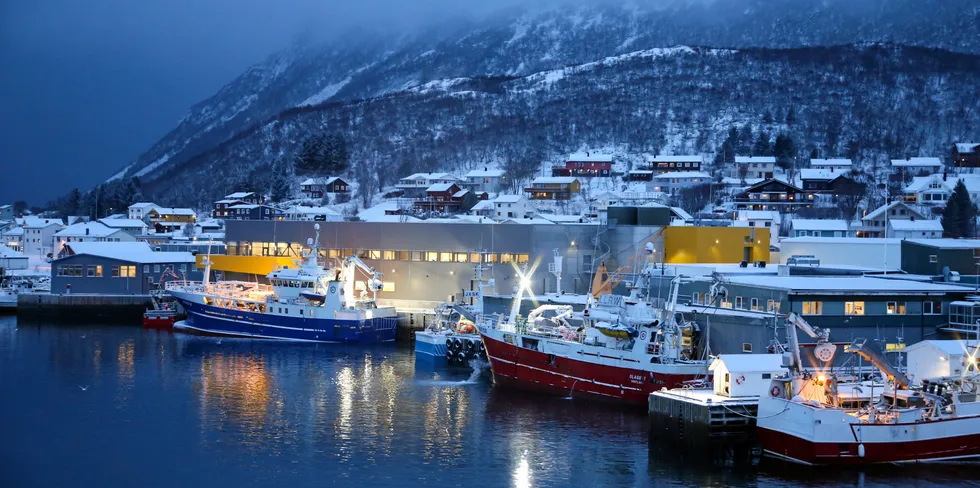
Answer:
xmin=167 ymin=224 xmax=397 ymax=343
xmin=415 ymin=253 xmax=492 ymax=364
xmin=758 ymin=314 xmax=980 ymax=465
xmin=479 ymin=272 xmax=708 ymax=406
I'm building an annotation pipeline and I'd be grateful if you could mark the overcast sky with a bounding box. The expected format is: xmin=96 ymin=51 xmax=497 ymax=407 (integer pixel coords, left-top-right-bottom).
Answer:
xmin=0 ymin=0 xmax=534 ymax=205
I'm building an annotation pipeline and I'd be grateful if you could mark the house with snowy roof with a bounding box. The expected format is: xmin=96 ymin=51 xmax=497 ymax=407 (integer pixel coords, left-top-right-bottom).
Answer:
xmin=22 ymin=216 xmax=64 ymax=257
xmin=891 ymin=157 xmax=943 ymax=176
xmin=414 ymin=183 xmax=477 ymax=214
xmin=734 ymin=156 xmax=776 ymax=179
xmin=127 ymin=202 xmax=159 ymax=221
xmin=645 ymin=155 xmax=703 ymax=174
xmin=651 ymin=171 xmax=710 ymax=195
xmin=492 ymin=195 xmax=534 ymax=221
xmin=789 ymin=219 xmax=850 ymax=238
xmin=462 ymin=168 xmax=506 ymax=192
xmin=904 ymin=173 xmax=980 ymax=205
xmin=552 ymin=152 xmax=613 ymax=177
xmin=54 ymin=221 xmax=136 ymax=256
xmin=858 ymin=201 xmax=929 ymax=238
xmin=953 ymin=143 xmax=980 ymax=171
xmin=52 ymin=241 xmax=201 ymax=295
xmin=299 ymin=177 xmax=349 ymax=199
xmin=525 ymin=177 xmax=581 ymax=200
xmin=809 ymin=158 xmax=852 ymax=173
xmin=395 ymin=173 xmax=462 ymax=197
xmin=887 ymin=219 xmax=943 ymax=239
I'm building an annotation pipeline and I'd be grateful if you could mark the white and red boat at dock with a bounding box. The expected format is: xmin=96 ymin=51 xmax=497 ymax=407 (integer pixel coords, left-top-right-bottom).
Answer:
xmin=758 ymin=313 xmax=980 ymax=465
xmin=478 ymin=272 xmax=708 ymax=406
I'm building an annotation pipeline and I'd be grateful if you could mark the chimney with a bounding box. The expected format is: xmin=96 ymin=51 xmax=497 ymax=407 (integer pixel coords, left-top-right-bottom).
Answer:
xmin=85 ymin=227 xmax=90 ymax=236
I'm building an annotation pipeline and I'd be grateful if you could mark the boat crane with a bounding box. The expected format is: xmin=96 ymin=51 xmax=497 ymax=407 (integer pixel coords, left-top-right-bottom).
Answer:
xmin=844 ymin=340 xmax=911 ymax=390
xmin=784 ymin=312 xmax=835 ymax=374
xmin=340 ymin=254 xmax=384 ymax=305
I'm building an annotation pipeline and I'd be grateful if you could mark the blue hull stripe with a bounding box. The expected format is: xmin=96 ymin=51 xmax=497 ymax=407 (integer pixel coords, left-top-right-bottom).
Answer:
xmin=175 ymin=299 xmax=396 ymax=344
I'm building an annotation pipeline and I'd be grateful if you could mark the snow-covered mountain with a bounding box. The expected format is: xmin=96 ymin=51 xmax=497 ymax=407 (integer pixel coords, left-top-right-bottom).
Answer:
xmin=105 ymin=0 xmax=980 ymax=205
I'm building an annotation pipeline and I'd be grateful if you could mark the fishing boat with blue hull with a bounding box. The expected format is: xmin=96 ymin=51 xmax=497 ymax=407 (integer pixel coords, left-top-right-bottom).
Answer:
xmin=167 ymin=224 xmax=397 ymax=343
xmin=414 ymin=252 xmax=493 ymax=364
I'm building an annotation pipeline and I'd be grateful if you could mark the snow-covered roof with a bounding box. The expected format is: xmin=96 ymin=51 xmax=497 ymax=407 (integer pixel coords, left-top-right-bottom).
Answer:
xmin=494 ymin=194 xmax=524 ymax=203
xmin=799 ymin=169 xmax=838 ymax=181
xmin=810 ymin=158 xmax=852 ymax=167
xmin=863 ymin=201 xmax=925 ymax=222
xmin=907 ymin=174 xmax=980 ymax=194
xmin=532 ymin=177 xmax=578 ymax=184
xmin=227 ymin=204 xmax=259 ymax=210
xmin=401 ymin=172 xmax=459 ymax=181
xmin=465 ymin=169 xmax=505 ymax=178
xmin=98 ymin=218 xmax=147 ymax=229
xmin=905 ymin=239 xmax=980 ymax=249
xmin=500 ymin=217 xmax=555 ymax=225
xmin=286 ymin=205 xmax=341 ymax=216
xmin=151 ymin=207 xmax=196 ymax=216
xmin=537 ymin=213 xmax=585 ymax=223
xmin=4 ymin=227 xmax=23 ymax=236
xmin=653 ymin=171 xmax=710 ymax=179
xmin=214 ymin=199 xmax=242 ymax=204
xmin=649 ymin=155 xmax=702 ymax=163
xmin=709 ymin=354 xmax=785 ymax=374
xmin=452 ymin=190 xmax=469 ymax=198
xmin=128 ymin=202 xmax=158 ymax=210
xmin=906 ymin=340 xmax=973 ymax=355
xmin=61 ymin=242 xmax=195 ymax=264
xmin=54 ymin=221 xmax=118 ymax=238
xmin=22 ymin=216 xmax=63 ymax=228
xmin=629 ymin=170 xmax=654 ymax=175
xmin=888 ymin=219 xmax=943 ymax=232
xmin=781 ymin=236 xmax=900 ymax=245
xmin=722 ymin=275 xmax=966 ymax=294
xmin=791 ymin=219 xmax=848 ymax=232
xmin=738 ymin=210 xmax=780 ymax=221
xmin=891 ymin=157 xmax=942 ymax=168
xmin=470 ymin=200 xmax=494 ymax=211
xmin=224 ymin=192 xmax=254 ymax=199
xmin=670 ymin=207 xmax=694 ymax=221
xmin=735 ymin=156 xmax=776 ymax=164
xmin=426 ymin=182 xmax=457 ymax=193
xmin=357 ymin=202 xmax=421 ymax=223
xmin=956 ymin=143 xmax=980 ymax=154
xmin=567 ymin=152 xmax=613 ymax=162
xmin=0 ymin=244 xmax=24 ymax=258
xmin=300 ymin=177 xmax=341 ymax=186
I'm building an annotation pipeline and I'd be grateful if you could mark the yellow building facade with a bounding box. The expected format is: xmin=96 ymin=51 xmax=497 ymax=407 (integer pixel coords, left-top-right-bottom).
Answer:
xmin=663 ymin=226 xmax=770 ymax=264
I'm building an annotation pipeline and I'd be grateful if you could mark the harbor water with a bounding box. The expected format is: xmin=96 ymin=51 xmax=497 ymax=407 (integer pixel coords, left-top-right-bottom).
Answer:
xmin=1 ymin=316 xmax=977 ymax=487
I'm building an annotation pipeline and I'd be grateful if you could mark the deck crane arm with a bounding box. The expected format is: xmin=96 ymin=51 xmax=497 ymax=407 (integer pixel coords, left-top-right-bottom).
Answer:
xmin=341 ymin=255 xmax=383 ymax=303
xmin=784 ymin=312 xmax=833 ymax=373
xmin=845 ymin=341 xmax=912 ymax=390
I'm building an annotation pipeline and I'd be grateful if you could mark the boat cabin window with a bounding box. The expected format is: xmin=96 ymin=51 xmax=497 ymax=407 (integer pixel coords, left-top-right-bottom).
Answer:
xmin=960 ymin=393 xmax=978 ymax=403
xmin=522 ymin=337 xmax=540 ymax=351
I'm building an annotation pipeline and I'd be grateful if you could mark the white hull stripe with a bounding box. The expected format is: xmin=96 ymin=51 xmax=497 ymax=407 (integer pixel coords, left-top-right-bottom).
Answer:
xmin=173 ymin=322 xmax=394 ymax=343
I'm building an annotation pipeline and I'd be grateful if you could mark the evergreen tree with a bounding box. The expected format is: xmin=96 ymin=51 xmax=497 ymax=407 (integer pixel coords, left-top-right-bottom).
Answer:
xmin=943 ymin=180 xmax=977 ymax=238
xmin=762 ymin=109 xmax=774 ymax=125
xmin=752 ymin=131 xmax=772 ymax=156
xmin=785 ymin=106 xmax=797 ymax=125
xmin=65 ymin=188 xmax=81 ymax=217
xmin=737 ymin=124 xmax=754 ymax=154
xmin=268 ymin=159 xmax=293 ymax=203
xmin=774 ymin=133 xmax=797 ymax=177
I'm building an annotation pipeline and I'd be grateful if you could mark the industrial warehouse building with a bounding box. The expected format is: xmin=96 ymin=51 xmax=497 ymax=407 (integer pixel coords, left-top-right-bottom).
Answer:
xmin=51 ymin=242 xmax=201 ymax=295
xmin=206 ymin=219 xmax=769 ymax=306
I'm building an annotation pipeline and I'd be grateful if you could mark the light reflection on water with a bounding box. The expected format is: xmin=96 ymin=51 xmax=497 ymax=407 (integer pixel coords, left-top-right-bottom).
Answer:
xmin=1 ymin=318 xmax=980 ymax=488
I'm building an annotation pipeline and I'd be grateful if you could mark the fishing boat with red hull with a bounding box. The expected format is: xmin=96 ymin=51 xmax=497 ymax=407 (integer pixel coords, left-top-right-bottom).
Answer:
xmin=479 ymin=273 xmax=708 ymax=405
xmin=758 ymin=313 xmax=980 ymax=465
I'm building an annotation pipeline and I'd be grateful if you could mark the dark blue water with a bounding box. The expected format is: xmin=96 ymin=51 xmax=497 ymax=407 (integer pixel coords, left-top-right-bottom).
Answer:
xmin=1 ymin=317 xmax=979 ymax=488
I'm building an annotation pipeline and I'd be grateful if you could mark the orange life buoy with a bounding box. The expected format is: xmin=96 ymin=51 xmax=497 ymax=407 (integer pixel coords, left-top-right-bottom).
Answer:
xmin=770 ymin=385 xmax=782 ymax=397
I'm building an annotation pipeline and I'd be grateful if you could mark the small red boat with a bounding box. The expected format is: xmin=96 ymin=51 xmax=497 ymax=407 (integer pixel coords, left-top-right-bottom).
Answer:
xmin=143 ymin=307 xmax=178 ymax=329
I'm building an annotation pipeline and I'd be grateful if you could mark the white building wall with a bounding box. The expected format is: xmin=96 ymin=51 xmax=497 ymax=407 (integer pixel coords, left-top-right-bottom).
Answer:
xmin=778 ymin=238 xmax=901 ymax=270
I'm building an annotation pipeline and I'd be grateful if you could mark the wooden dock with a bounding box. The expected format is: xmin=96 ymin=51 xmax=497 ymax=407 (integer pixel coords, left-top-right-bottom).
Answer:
xmin=17 ymin=293 xmax=152 ymax=323
xmin=648 ymin=388 xmax=760 ymax=459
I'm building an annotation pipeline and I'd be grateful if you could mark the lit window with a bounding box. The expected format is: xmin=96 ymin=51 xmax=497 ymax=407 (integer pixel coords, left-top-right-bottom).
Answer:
xmin=751 ymin=298 xmax=761 ymax=311
xmin=382 ymin=250 xmax=396 ymax=260
xmin=425 ymin=252 xmax=438 ymax=262
xmin=439 ymin=252 xmax=453 ymax=262
xmin=845 ymin=301 xmax=865 ymax=315
xmin=500 ymin=254 xmax=513 ymax=264
xmin=691 ymin=292 xmax=700 ymax=305
xmin=454 ymin=253 xmax=468 ymax=263
xmin=887 ymin=301 xmax=906 ymax=315
xmin=382 ymin=282 xmax=395 ymax=292
xmin=369 ymin=250 xmax=382 ymax=260
xmin=802 ymin=301 xmax=822 ymax=315
xmin=767 ymin=300 xmax=780 ymax=313
xmin=735 ymin=296 xmax=744 ymax=309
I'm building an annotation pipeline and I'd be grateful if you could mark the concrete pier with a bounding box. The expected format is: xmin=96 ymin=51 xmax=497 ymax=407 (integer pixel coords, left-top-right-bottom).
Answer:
xmin=648 ymin=388 xmax=760 ymax=460
xmin=17 ymin=293 xmax=151 ymax=323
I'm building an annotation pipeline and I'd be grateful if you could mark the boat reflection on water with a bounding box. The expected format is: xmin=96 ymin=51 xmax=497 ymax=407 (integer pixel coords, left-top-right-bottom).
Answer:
xmin=197 ymin=352 xmax=282 ymax=448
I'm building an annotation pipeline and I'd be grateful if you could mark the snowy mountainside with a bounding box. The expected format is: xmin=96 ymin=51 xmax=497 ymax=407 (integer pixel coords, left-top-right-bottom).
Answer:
xmin=137 ymin=43 xmax=980 ymax=209
xmin=108 ymin=0 xmax=980 ymax=188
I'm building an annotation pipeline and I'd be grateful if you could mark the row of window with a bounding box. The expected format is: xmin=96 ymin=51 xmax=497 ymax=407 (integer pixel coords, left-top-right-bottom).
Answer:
xmin=228 ymin=242 xmax=530 ymax=264
xmin=802 ymin=300 xmax=940 ymax=316
xmin=693 ymin=292 xmax=943 ymax=316
xmin=655 ymin=162 xmax=700 ymax=168
xmin=57 ymin=264 xmax=188 ymax=277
